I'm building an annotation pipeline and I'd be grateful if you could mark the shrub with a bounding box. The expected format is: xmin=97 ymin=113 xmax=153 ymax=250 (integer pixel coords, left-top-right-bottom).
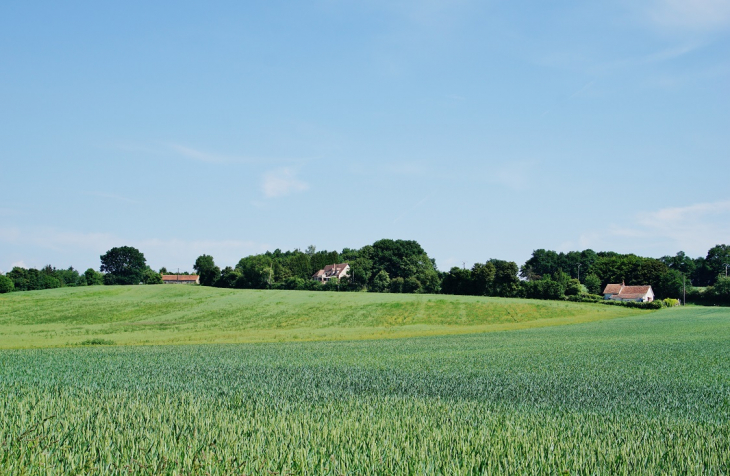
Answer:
xmin=564 ymin=279 xmax=582 ymax=296
xmin=389 ymin=277 xmax=404 ymax=294
xmin=403 ymin=277 xmax=422 ymax=294
xmin=141 ymin=268 xmax=163 ymax=285
xmin=584 ymin=274 xmax=602 ymax=295
xmin=370 ymin=270 xmax=390 ymax=293
xmin=84 ymin=268 xmax=104 ymax=286
xmin=0 ymin=275 xmax=14 ymax=293
xmin=80 ymin=338 xmax=115 ymax=346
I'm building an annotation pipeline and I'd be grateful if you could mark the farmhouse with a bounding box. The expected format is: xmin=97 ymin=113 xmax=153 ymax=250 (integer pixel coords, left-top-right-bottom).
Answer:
xmin=162 ymin=274 xmax=200 ymax=285
xmin=603 ymin=282 xmax=654 ymax=302
xmin=312 ymin=263 xmax=350 ymax=283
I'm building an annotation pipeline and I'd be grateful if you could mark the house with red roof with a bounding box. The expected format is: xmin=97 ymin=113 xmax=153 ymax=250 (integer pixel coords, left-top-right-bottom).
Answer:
xmin=162 ymin=274 xmax=200 ymax=285
xmin=603 ymin=281 xmax=654 ymax=302
xmin=312 ymin=263 xmax=350 ymax=283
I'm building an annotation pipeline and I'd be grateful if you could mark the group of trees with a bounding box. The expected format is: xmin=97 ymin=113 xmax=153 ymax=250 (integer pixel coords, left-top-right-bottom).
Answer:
xmin=0 ymin=247 xmax=162 ymax=293
xmin=496 ymin=245 xmax=729 ymax=304
xmin=1 ymin=265 xmax=103 ymax=292
xmin=193 ymin=239 xmax=441 ymax=294
xmin=2 ymin=242 xmax=729 ymax=306
xmin=99 ymin=246 xmax=163 ymax=285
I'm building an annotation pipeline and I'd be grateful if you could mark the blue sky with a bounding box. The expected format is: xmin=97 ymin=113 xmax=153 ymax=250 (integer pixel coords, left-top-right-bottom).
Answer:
xmin=1 ymin=0 xmax=729 ymax=273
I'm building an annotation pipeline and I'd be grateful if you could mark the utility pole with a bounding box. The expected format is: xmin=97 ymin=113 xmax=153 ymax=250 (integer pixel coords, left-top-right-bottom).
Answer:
xmin=725 ymin=263 xmax=729 ymax=277
xmin=577 ymin=263 xmax=581 ymax=282
xmin=683 ymin=275 xmax=686 ymax=306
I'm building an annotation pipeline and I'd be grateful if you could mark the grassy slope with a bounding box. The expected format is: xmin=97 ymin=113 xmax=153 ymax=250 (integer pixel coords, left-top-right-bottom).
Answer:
xmin=0 ymin=285 xmax=645 ymax=348
xmin=1 ymin=306 xmax=728 ymax=473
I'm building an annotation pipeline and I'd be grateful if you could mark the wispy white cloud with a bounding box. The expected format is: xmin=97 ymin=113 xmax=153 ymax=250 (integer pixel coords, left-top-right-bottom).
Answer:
xmin=167 ymin=143 xmax=306 ymax=166
xmin=0 ymin=208 xmax=20 ymax=217
xmin=85 ymin=192 xmax=139 ymax=204
xmin=0 ymin=227 xmax=120 ymax=253
xmin=643 ymin=0 xmax=730 ymax=30
xmin=261 ymin=168 xmax=309 ymax=198
xmin=168 ymin=144 xmax=238 ymax=164
xmin=393 ymin=192 xmax=435 ymax=223
xmin=490 ymin=161 xmax=536 ymax=191
xmin=0 ymin=227 xmax=271 ymax=270
xmin=578 ymin=200 xmax=730 ymax=256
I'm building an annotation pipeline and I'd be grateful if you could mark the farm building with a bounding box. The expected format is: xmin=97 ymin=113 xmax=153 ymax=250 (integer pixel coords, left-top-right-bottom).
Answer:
xmin=603 ymin=282 xmax=654 ymax=302
xmin=162 ymin=274 xmax=200 ymax=285
xmin=312 ymin=263 xmax=350 ymax=283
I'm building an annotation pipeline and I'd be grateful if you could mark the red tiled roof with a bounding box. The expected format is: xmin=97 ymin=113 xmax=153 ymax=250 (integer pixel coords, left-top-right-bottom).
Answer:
xmin=621 ymin=285 xmax=652 ymax=295
xmin=162 ymin=275 xmax=199 ymax=281
xmin=603 ymin=284 xmax=623 ymax=294
xmin=612 ymin=293 xmax=646 ymax=300
xmin=603 ymin=283 xmax=652 ymax=296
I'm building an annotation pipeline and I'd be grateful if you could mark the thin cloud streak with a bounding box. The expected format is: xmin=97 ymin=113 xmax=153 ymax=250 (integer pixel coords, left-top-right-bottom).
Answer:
xmin=167 ymin=143 xmax=307 ymax=166
xmin=261 ymin=168 xmax=309 ymax=198
xmin=168 ymin=144 xmax=237 ymax=164
xmin=85 ymin=192 xmax=139 ymax=204
xmin=393 ymin=192 xmax=435 ymax=224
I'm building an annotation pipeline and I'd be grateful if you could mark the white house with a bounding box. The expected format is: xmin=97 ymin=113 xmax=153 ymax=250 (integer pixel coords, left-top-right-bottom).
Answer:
xmin=602 ymin=282 xmax=654 ymax=302
xmin=312 ymin=263 xmax=350 ymax=283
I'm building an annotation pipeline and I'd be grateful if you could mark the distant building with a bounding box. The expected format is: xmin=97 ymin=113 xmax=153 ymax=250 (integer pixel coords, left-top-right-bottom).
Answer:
xmin=312 ymin=263 xmax=350 ymax=283
xmin=162 ymin=274 xmax=200 ymax=285
xmin=602 ymin=281 xmax=654 ymax=302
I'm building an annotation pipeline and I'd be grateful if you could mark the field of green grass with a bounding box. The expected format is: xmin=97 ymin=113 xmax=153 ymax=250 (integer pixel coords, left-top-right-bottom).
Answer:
xmin=0 ymin=285 xmax=643 ymax=348
xmin=1 ymin=305 xmax=728 ymax=474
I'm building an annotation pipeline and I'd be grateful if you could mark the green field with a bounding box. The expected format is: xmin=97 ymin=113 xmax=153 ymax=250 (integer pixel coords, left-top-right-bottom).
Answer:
xmin=0 ymin=285 xmax=642 ymax=348
xmin=1 ymin=305 xmax=728 ymax=474
xmin=1 ymin=287 xmax=728 ymax=474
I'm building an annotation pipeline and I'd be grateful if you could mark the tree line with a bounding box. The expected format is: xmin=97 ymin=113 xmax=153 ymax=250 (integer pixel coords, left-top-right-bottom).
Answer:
xmin=1 ymin=241 xmax=729 ymax=305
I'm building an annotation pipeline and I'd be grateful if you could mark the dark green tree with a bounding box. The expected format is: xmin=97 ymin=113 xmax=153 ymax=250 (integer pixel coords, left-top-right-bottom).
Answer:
xmin=705 ymin=244 xmax=730 ymax=285
xmin=441 ymin=267 xmax=471 ymax=295
xmin=489 ymin=260 xmax=520 ymax=297
xmin=0 ymin=275 xmax=14 ymax=293
xmin=193 ymin=254 xmax=220 ymax=286
xmin=370 ymin=270 xmax=390 ymax=293
xmin=471 ymin=262 xmax=496 ymax=295
xmin=583 ymin=274 xmax=602 ymax=295
xmin=655 ymin=269 xmax=686 ymax=299
xmin=215 ymin=267 xmax=241 ymax=288
xmin=389 ymin=277 xmax=404 ymax=293
xmin=84 ymin=268 xmax=104 ymax=286
xmin=403 ymin=276 xmax=422 ymax=294
xmin=100 ymin=246 xmax=147 ymax=285
xmin=141 ymin=268 xmax=163 ymax=284
xmin=7 ymin=267 xmax=29 ymax=291
xmin=564 ymin=279 xmax=582 ymax=296
xmin=711 ymin=276 xmax=730 ymax=303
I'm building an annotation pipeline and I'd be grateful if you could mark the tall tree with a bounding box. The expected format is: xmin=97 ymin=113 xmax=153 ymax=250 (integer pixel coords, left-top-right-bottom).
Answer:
xmin=100 ymin=246 xmax=147 ymax=285
xmin=705 ymin=244 xmax=730 ymax=285
xmin=489 ymin=260 xmax=520 ymax=297
xmin=471 ymin=262 xmax=495 ymax=296
xmin=0 ymin=275 xmax=14 ymax=293
xmin=194 ymin=254 xmax=220 ymax=286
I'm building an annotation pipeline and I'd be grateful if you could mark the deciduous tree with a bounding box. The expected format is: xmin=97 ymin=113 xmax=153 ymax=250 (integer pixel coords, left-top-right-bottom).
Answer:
xmin=100 ymin=246 xmax=147 ymax=285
